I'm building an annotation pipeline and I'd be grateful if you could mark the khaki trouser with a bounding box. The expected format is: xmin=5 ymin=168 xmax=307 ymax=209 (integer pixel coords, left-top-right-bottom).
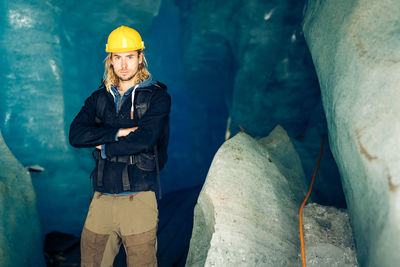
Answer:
xmin=81 ymin=191 xmax=158 ymax=267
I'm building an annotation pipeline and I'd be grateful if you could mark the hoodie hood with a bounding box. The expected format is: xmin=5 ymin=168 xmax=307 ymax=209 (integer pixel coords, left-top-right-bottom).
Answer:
xmin=137 ymin=75 xmax=157 ymax=89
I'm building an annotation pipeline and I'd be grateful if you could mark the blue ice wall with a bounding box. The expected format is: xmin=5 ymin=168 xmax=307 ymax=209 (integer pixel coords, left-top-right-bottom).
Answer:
xmin=0 ymin=0 xmax=76 ymax=235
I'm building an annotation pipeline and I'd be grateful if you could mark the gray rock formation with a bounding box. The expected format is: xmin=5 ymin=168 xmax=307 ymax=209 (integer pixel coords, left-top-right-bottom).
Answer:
xmin=303 ymin=0 xmax=400 ymax=265
xmin=0 ymin=131 xmax=44 ymax=267
xmin=186 ymin=126 xmax=308 ymax=266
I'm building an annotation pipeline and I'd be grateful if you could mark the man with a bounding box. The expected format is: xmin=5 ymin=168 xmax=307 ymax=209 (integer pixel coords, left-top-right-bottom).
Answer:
xmin=69 ymin=25 xmax=170 ymax=267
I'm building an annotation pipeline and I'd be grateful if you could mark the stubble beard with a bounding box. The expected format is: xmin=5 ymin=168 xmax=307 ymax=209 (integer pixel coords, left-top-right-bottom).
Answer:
xmin=119 ymin=74 xmax=136 ymax=82
xmin=113 ymin=68 xmax=137 ymax=82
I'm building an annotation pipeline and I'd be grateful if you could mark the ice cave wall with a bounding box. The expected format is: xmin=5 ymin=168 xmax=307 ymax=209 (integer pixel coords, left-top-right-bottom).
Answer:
xmin=176 ymin=0 xmax=319 ymax=138
xmin=303 ymin=0 xmax=400 ymax=266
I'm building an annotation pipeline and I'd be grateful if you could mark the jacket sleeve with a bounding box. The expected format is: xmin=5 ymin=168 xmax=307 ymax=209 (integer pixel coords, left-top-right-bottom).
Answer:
xmin=105 ymin=89 xmax=171 ymax=156
xmin=69 ymin=92 xmax=119 ymax=148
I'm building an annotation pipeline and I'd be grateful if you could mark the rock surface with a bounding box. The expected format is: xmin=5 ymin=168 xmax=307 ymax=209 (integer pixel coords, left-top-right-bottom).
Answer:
xmin=0 ymin=131 xmax=44 ymax=267
xmin=303 ymin=0 xmax=400 ymax=265
xmin=186 ymin=126 xmax=308 ymax=266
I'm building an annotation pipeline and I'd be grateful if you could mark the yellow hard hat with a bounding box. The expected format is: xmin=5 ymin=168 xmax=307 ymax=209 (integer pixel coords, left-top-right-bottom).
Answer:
xmin=105 ymin=26 xmax=145 ymax=53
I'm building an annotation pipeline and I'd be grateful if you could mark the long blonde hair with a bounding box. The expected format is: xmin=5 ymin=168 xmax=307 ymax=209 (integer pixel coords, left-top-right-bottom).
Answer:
xmin=103 ymin=50 xmax=150 ymax=92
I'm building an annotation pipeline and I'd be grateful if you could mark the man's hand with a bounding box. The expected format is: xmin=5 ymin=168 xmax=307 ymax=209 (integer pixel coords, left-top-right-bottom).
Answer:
xmin=117 ymin=127 xmax=138 ymax=138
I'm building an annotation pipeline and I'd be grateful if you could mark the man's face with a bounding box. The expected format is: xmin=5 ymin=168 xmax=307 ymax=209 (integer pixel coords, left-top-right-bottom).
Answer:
xmin=111 ymin=51 xmax=143 ymax=82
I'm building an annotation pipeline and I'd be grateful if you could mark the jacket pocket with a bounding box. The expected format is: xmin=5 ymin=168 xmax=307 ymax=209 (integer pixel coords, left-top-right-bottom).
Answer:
xmin=136 ymin=153 xmax=156 ymax=171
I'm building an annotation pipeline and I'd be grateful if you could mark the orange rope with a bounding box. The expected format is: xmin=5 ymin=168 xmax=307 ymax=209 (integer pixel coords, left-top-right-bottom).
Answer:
xmin=299 ymin=136 xmax=324 ymax=267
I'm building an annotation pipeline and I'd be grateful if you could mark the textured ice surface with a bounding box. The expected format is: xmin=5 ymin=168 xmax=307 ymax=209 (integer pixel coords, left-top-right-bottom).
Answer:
xmin=186 ymin=126 xmax=308 ymax=266
xmin=0 ymin=131 xmax=44 ymax=267
xmin=303 ymin=0 xmax=400 ymax=265
xmin=302 ymin=203 xmax=358 ymax=267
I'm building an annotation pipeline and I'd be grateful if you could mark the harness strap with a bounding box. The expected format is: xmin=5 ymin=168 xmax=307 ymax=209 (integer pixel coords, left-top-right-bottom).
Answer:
xmin=92 ymin=150 xmax=146 ymax=192
xmin=122 ymin=164 xmax=131 ymax=191
xmin=97 ymin=157 xmax=105 ymax=187
xmin=109 ymin=154 xmax=135 ymax=190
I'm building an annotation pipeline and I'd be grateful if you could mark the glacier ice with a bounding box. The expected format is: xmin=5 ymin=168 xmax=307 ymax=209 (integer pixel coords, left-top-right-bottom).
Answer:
xmin=186 ymin=126 xmax=308 ymax=266
xmin=0 ymin=131 xmax=44 ymax=267
xmin=303 ymin=0 xmax=400 ymax=265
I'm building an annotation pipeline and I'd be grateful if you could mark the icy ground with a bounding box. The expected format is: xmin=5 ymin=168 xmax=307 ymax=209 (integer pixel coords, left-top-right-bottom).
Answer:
xmin=301 ymin=203 xmax=359 ymax=267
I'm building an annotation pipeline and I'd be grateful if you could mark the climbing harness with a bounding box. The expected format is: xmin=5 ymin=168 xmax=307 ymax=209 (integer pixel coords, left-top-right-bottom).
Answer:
xmin=93 ymin=150 xmax=144 ymax=191
xmin=299 ymin=136 xmax=324 ymax=267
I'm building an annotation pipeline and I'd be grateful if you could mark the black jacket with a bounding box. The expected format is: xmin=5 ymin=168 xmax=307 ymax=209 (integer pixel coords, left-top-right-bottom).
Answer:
xmin=69 ymin=81 xmax=171 ymax=193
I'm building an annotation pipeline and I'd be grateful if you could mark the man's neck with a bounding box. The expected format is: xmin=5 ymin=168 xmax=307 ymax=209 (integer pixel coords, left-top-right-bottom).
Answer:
xmin=118 ymin=78 xmax=138 ymax=95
